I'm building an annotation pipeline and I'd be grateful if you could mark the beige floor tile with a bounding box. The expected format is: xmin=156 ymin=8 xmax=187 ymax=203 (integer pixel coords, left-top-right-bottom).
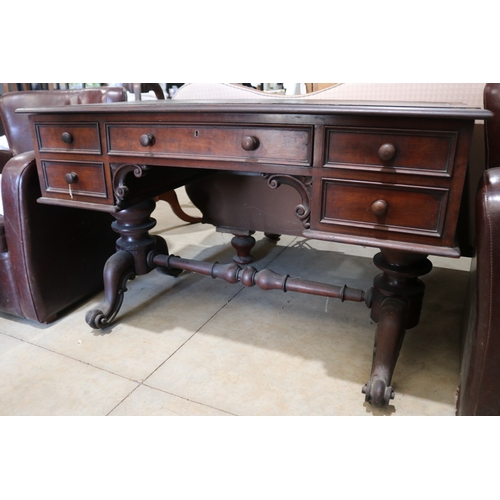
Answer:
xmin=0 ymin=335 xmax=137 ymax=415
xmin=143 ymin=291 xmax=377 ymax=416
xmin=144 ymin=239 xmax=467 ymax=416
xmin=0 ymin=330 xmax=25 ymax=355
xmin=0 ymin=311 xmax=53 ymax=337
xmin=109 ymin=384 xmax=232 ymax=416
xmin=3 ymin=276 xmax=239 ymax=382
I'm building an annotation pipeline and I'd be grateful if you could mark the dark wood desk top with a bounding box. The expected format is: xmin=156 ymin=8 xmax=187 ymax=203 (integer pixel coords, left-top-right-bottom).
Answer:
xmin=20 ymin=98 xmax=492 ymax=120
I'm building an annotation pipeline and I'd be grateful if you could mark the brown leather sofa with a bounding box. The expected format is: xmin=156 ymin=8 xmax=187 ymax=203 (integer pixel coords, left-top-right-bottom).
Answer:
xmin=0 ymin=87 xmax=126 ymax=323
xmin=457 ymin=83 xmax=500 ymax=415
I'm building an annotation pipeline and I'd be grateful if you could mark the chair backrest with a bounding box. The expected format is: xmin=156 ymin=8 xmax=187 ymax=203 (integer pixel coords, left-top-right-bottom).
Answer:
xmin=0 ymin=87 xmax=127 ymax=156
xmin=120 ymin=83 xmax=165 ymax=101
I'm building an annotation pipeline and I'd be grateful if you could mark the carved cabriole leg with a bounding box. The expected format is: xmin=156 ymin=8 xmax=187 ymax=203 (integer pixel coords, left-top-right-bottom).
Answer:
xmin=155 ymin=190 xmax=202 ymax=224
xmin=85 ymin=199 xmax=180 ymax=329
xmin=363 ymin=249 xmax=432 ymax=407
xmin=363 ymin=297 xmax=408 ymax=406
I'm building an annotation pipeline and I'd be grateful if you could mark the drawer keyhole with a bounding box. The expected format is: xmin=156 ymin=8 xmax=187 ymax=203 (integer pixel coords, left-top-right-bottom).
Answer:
xmin=65 ymin=172 xmax=78 ymax=199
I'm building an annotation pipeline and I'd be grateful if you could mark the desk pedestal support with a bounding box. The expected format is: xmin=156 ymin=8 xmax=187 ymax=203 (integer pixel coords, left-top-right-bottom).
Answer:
xmin=85 ymin=203 xmax=433 ymax=407
xmin=363 ymin=250 xmax=432 ymax=407
xmin=85 ymin=199 xmax=181 ymax=329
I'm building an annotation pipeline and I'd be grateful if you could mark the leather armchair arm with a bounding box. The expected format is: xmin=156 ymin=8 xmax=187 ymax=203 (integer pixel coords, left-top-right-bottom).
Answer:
xmin=1 ymin=151 xmax=116 ymax=322
xmin=458 ymin=166 xmax=500 ymax=415
xmin=2 ymin=151 xmax=40 ymax=233
xmin=1 ymin=151 xmax=47 ymax=320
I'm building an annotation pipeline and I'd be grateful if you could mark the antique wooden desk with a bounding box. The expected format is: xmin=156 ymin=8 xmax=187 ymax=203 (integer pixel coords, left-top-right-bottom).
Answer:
xmin=23 ymin=99 xmax=491 ymax=407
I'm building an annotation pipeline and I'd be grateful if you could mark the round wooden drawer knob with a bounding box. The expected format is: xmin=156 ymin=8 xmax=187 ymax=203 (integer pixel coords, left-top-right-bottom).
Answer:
xmin=241 ymin=136 xmax=259 ymax=151
xmin=371 ymin=199 xmax=388 ymax=216
xmin=64 ymin=172 xmax=78 ymax=184
xmin=140 ymin=133 xmax=155 ymax=147
xmin=61 ymin=132 xmax=73 ymax=144
xmin=378 ymin=143 xmax=396 ymax=161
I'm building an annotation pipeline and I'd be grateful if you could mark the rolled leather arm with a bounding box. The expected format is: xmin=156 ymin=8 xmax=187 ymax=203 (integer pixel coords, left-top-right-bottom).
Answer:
xmin=1 ymin=152 xmax=48 ymax=320
xmin=1 ymin=151 xmax=116 ymax=323
xmin=458 ymin=166 xmax=500 ymax=415
xmin=2 ymin=151 xmax=40 ymax=242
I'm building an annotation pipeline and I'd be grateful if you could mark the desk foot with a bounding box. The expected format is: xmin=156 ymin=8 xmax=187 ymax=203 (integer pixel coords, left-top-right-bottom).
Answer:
xmin=362 ymin=297 xmax=407 ymax=407
xmin=231 ymin=232 xmax=256 ymax=265
xmin=85 ymin=250 xmax=136 ymax=329
xmin=264 ymin=233 xmax=281 ymax=241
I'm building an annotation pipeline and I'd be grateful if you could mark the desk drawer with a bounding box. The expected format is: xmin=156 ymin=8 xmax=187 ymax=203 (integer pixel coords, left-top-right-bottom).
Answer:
xmin=318 ymin=178 xmax=449 ymax=237
xmin=106 ymin=124 xmax=312 ymax=166
xmin=324 ymin=127 xmax=457 ymax=175
xmin=40 ymin=161 xmax=109 ymax=200
xmin=35 ymin=123 xmax=101 ymax=153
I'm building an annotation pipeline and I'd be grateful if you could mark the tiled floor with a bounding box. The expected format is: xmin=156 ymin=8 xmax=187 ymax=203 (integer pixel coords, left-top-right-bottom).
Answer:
xmin=0 ymin=189 xmax=471 ymax=416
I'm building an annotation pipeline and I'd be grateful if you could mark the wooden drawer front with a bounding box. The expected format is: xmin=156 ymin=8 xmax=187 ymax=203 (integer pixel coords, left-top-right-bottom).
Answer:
xmin=36 ymin=123 xmax=101 ymax=153
xmin=107 ymin=125 xmax=312 ymax=165
xmin=41 ymin=161 xmax=108 ymax=199
xmin=319 ymin=179 xmax=448 ymax=237
xmin=325 ymin=127 xmax=457 ymax=175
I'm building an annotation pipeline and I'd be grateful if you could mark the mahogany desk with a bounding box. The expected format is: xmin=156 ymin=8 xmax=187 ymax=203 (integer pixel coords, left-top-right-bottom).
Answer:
xmin=23 ymin=100 xmax=491 ymax=407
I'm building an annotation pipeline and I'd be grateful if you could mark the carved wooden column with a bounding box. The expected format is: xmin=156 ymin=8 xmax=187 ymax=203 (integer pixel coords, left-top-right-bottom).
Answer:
xmin=362 ymin=249 xmax=432 ymax=407
xmin=85 ymin=199 xmax=180 ymax=329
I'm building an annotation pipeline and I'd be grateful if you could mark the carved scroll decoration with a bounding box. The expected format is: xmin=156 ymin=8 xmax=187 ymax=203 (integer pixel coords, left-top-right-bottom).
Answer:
xmin=261 ymin=174 xmax=313 ymax=228
xmin=111 ymin=163 xmax=151 ymax=202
